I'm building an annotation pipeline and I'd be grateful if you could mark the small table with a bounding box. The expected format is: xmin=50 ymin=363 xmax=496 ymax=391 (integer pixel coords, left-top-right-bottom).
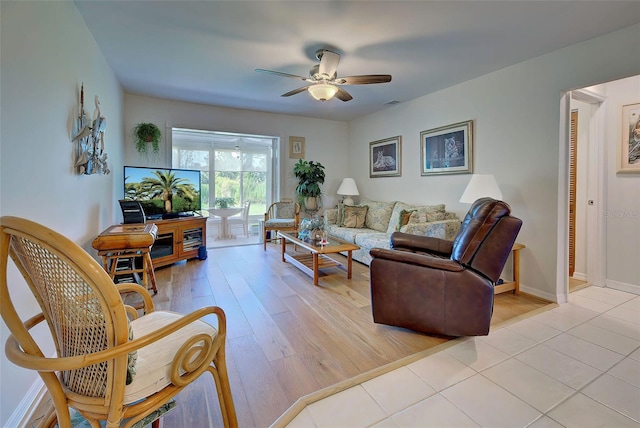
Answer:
xmin=92 ymin=223 xmax=158 ymax=294
xmin=494 ymin=243 xmax=525 ymax=295
xmin=278 ymin=231 xmax=360 ymax=286
xmin=207 ymin=207 xmax=243 ymax=240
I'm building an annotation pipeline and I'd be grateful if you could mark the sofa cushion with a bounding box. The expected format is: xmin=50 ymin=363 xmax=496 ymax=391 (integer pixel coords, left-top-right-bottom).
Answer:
xmin=342 ymin=205 xmax=368 ymax=228
xmin=400 ymin=219 xmax=461 ymax=239
xmin=325 ymin=224 xmax=362 ymax=243
xmin=386 ymin=202 xmax=446 ymax=234
xmin=408 ymin=209 xmax=446 ymax=224
xmin=325 ymin=208 xmax=339 ymax=225
xmin=360 ymin=199 xmax=396 ymax=232
xmin=355 ymin=231 xmax=391 ymax=251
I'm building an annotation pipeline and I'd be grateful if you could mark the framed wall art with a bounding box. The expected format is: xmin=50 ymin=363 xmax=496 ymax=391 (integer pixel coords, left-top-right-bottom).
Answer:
xmin=619 ymin=103 xmax=640 ymax=174
xmin=420 ymin=120 xmax=473 ymax=176
xmin=289 ymin=136 xmax=305 ymax=159
xmin=369 ymin=136 xmax=402 ymax=177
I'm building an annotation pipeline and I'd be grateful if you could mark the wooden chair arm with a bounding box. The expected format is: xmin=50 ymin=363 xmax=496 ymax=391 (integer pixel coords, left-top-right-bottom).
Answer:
xmin=5 ymin=306 xmax=227 ymax=373
xmin=116 ymin=283 xmax=155 ymax=315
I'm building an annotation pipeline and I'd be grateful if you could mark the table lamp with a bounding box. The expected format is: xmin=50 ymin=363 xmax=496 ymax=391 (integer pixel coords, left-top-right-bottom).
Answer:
xmin=337 ymin=178 xmax=359 ymax=206
xmin=459 ymin=174 xmax=503 ymax=203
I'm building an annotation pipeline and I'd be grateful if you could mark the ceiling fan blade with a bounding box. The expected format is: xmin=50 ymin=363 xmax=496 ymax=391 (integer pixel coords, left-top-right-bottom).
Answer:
xmin=318 ymin=50 xmax=340 ymax=79
xmin=255 ymin=69 xmax=311 ymax=82
xmin=335 ymin=87 xmax=353 ymax=102
xmin=335 ymin=75 xmax=392 ymax=85
xmin=281 ymin=86 xmax=312 ymax=97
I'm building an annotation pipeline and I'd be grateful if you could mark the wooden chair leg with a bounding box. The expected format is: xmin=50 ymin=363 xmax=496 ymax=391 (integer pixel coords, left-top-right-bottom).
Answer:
xmin=263 ymin=229 xmax=267 ymax=251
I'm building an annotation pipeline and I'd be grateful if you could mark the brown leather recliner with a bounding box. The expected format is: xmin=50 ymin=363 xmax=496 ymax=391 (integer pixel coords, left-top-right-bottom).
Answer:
xmin=369 ymin=198 xmax=522 ymax=337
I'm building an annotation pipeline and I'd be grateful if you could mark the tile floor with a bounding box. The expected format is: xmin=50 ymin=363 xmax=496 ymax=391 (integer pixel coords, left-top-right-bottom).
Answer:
xmin=284 ymin=286 xmax=640 ymax=427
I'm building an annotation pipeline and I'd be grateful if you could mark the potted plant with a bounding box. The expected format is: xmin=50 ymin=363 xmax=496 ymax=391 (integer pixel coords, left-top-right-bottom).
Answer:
xmin=214 ymin=197 xmax=235 ymax=208
xmin=293 ymin=159 xmax=325 ymax=213
xmin=133 ymin=122 xmax=162 ymax=155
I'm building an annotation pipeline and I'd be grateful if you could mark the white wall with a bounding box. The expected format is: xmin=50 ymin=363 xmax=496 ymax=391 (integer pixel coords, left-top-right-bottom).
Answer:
xmin=604 ymin=76 xmax=640 ymax=292
xmin=0 ymin=2 xmax=124 ymax=425
xmin=348 ymin=24 xmax=640 ymax=301
xmin=124 ymin=94 xmax=349 ymax=213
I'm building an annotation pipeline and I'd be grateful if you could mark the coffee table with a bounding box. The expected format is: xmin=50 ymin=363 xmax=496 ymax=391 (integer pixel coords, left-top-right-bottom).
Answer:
xmin=277 ymin=231 xmax=360 ymax=286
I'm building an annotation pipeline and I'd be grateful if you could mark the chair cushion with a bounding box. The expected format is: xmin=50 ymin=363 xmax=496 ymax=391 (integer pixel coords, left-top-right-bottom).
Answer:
xmin=124 ymin=311 xmax=217 ymax=404
xmin=265 ymin=219 xmax=296 ymax=228
xmin=274 ymin=202 xmax=295 ymax=219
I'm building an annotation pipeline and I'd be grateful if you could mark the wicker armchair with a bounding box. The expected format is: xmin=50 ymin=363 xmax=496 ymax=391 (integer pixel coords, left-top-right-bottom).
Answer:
xmin=263 ymin=200 xmax=300 ymax=250
xmin=0 ymin=216 xmax=237 ymax=428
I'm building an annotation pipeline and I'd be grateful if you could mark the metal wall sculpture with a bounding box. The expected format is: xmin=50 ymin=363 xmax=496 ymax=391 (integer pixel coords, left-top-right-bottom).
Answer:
xmin=72 ymin=83 xmax=110 ymax=175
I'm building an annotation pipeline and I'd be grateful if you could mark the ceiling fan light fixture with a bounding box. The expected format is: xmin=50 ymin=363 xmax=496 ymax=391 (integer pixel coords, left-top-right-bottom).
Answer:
xmin=308 ymin=83 xmax=338 ymax=102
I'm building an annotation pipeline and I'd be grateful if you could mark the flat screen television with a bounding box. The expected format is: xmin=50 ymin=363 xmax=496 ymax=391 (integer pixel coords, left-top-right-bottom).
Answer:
xmin=124 ymin=166 xmax=202 ymax=219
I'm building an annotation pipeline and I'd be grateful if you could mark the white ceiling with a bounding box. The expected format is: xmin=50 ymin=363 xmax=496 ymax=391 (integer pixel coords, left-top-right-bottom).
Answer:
xmin=74 ymin=1 xmax=640 ymax=122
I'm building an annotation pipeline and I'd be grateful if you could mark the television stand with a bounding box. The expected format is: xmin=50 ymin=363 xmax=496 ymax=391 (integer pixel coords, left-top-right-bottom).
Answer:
xmin=147 ymin=216 xmax=207 ymax=267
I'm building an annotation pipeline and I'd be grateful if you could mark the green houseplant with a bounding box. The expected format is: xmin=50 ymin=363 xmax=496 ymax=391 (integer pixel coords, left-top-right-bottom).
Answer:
xmin=133 ymin=122 xmax=162 ymax=155
xmin=293 ymin=159 xmax=325 ymax=212
xmin=214 ymin=197 xmax=235 ymax=208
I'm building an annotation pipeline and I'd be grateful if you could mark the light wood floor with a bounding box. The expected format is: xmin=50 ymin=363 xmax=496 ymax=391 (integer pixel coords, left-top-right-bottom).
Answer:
xmin=28 ymin=242 xmax=551 ymax=427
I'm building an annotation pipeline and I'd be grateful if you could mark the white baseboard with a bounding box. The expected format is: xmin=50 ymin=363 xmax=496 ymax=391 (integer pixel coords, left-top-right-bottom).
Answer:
xmin=6 ymin=377 xmax=46 ymax=428
xmin=605 ymin=279 xmax=640 ymax=295
xmin=519 ymin=283 xmax=559 ymax=303
xmin=571 ymin=272 xmax=587 ymax=282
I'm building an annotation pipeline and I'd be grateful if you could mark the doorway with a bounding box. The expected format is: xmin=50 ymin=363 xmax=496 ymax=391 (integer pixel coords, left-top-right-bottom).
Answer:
xmin=564 ymin=89 xmax=606 ymax=297
xmin=171 ymin=128 xmax=279 ymax=247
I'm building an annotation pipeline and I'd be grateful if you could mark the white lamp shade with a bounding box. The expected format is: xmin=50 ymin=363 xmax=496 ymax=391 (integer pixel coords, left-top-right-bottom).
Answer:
xmin=337 ymin=178 xmax=359 ymax=196
xmin=308 ymin=83 xmax=338 ymax=101
xmin=337 ymin=178 xmax=359 ymax=206
xmin=459 ymin=174 xmax=503 ymax=203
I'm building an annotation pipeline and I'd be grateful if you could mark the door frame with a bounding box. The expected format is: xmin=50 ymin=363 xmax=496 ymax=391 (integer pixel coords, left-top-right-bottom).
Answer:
xmin=557 ymin=89 xmax=606 ymax=301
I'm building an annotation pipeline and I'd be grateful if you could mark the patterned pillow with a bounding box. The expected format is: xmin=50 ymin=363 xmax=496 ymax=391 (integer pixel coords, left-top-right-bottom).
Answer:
xmin=397 ymin=209 xmax=417 ymax=230
xmin=127 ymin=323 xmax=137 ymax=385
xmin=342 ymin=205 xmax=368 ymax=228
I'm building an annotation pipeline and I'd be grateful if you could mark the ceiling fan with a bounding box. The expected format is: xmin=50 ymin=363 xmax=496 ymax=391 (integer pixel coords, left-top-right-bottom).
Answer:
xmin=256 ymin=49 xmax=392 ymax=102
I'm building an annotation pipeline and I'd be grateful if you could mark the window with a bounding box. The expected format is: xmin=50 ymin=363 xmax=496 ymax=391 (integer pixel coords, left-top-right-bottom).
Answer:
xmin=171 ymin=128 xmax=277 ymax=218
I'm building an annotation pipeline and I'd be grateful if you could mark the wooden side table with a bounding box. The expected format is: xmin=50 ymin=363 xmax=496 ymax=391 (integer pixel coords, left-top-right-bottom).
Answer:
xmin=92 ymin=223 xmax=158 ymax=294
xmin=494 ymin=243 xmax=525 ymax=295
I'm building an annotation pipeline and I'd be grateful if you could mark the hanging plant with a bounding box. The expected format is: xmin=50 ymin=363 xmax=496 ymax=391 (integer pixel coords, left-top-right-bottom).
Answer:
xmin=133 ymin=122 xmax=162 ymax=155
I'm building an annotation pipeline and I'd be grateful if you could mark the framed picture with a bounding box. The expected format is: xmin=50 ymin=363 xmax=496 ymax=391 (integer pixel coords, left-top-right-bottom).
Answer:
xmin=619 ymin=103 xmax=640 ymax=174
xmin=289 ymin=136 xmax=305 ymax=159
xmin=420 ymin=120 xmax=473 ymax=175
xmin=370 ymin=136 xmax=402 ymax=177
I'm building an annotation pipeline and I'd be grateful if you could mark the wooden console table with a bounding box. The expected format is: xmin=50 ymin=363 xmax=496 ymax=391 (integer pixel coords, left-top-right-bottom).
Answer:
xmin=494 ymin=243 xmax=525 ymax=295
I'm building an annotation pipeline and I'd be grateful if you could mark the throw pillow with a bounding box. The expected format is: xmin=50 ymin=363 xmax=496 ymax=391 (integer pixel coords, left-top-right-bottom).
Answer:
xmin=126 ymin=322 xmax=137 ymax=385
xmin=397 ymin=209 xmax=417 ymax=231
xmin=342 ymin=205 xmax=368 ymax=228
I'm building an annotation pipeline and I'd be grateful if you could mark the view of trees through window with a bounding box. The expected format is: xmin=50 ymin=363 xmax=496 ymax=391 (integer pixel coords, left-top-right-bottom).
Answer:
xmin=172 ymin=129 xmax=275 ymax=219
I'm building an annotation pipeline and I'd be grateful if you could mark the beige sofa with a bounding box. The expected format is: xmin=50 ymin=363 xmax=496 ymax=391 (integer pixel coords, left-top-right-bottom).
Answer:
xmin=324 ymin=198 xmax=461 ymax=266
